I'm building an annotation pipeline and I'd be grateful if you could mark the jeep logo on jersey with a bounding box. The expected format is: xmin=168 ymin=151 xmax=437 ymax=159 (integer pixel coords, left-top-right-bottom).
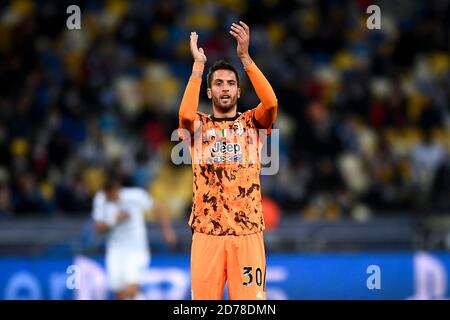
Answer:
xmin=211 ymin=141 xmax=242 ymax=154
xmin=172 ymin=121 xmax=280 ymax=175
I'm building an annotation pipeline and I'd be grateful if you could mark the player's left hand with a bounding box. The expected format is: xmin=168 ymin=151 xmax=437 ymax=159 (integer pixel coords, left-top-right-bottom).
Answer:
xmin=230 ymin=21 xmax=250 ymax=58
xmin=164 ymin=227 xmax=177 ymax=248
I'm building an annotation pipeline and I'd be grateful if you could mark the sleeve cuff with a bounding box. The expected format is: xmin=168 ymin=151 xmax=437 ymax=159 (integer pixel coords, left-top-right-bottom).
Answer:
xmin=193 ymin=62 xmax=205 ymax=73
xmin=244 ymin=61 xmax=257 ymax=73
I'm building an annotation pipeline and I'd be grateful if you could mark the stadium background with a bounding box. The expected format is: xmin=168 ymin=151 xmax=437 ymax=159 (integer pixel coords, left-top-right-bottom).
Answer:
xmin=0 ymin=0 xmax=449 ymax=299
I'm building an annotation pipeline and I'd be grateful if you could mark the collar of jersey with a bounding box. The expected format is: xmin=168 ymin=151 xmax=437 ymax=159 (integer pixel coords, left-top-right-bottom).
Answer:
xmin=211 ymin=113 xmax=240 ymax=122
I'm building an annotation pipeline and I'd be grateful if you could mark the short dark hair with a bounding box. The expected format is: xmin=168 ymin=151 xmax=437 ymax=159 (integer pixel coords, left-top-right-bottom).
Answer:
xmin=206 ymin=60 xmax=240 ymax=88
xmin=104 ymin=169 xmax=122 ymax=191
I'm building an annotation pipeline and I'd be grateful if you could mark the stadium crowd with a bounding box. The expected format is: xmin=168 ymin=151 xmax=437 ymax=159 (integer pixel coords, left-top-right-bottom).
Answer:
xmin=0 ymin=0 xmax=449 ymax=221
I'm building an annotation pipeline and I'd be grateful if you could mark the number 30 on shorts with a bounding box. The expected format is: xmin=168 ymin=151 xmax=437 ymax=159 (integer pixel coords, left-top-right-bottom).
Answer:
xmin=242 ymin=266 xmax=266 ymax=289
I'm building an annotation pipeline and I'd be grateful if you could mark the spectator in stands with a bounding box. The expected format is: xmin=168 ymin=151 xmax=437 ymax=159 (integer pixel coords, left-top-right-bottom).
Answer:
xmin=0 ymin=184 xmax=13 ymax=219
xmin=0 ymin=0 xmax=448 ymax=219
xmin=410 ymin=130 xmax=446 ymax=206
xmin=11 ymin=172 xmax=55 ymax=217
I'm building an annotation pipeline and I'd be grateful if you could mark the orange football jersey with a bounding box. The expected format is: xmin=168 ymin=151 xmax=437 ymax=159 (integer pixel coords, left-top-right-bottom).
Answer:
xmin=186 ymin=109 xmax=270 ymax=236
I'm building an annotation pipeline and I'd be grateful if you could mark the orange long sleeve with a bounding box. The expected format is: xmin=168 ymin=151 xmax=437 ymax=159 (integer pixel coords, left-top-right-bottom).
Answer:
xmin=244 ymin=62 xmax=278 ymax=128
xmin=179 ymin=63 xmax=204 ymax=133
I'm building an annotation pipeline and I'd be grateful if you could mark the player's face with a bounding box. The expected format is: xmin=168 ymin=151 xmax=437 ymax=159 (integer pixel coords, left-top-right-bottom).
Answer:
xmin=208 ymin=69 xmax=240 ymax=112
xmin=105 ymin=187 xmax=119 ymax=202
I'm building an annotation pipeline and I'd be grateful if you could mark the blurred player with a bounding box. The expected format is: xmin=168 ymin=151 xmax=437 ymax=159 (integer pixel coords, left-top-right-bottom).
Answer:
xmin=178 ymin=21 xmax=278 ymax=299
xmin=92 ymin=172 xmax=176 ymax=300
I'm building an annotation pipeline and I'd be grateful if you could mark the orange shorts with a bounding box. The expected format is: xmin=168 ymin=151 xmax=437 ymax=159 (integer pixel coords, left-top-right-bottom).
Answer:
xmin=190 ymin=231 xmax=266 ymax=300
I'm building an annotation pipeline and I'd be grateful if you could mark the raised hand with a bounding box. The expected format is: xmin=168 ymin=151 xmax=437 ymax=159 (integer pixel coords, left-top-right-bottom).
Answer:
xmin=190 ymin=32 xmax=207 ymax=64
xmin=229 ymin=21 xmax=250 ymax=59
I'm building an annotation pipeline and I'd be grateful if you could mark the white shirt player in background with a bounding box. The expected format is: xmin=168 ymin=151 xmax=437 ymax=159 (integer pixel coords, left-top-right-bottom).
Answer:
xmin=92 ymin=174 xmax=177 ymax=300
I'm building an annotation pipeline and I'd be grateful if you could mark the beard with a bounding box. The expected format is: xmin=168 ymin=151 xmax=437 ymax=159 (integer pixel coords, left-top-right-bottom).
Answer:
xmin=212 ymin=94 xmax=238 ymax=113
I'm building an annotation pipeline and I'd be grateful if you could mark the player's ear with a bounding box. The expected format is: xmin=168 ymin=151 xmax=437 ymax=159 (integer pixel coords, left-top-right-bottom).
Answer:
xmin=207 ymin=88 xmax=212 ymax=99
xmin=237 ymin=87 xmax=241 ymax=99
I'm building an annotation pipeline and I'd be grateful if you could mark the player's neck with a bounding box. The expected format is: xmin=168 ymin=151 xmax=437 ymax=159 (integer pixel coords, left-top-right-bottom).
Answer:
xmin=212 ymin=104 xmax=237 ymax=119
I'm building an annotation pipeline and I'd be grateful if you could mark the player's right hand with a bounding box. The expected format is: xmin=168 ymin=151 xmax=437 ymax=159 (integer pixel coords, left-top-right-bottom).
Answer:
xmin=190 ymin=32 xmax=207 ymax=64
xmin=163 ymin=227 xmax=177 ymax=248
xmin=116 ymin=211 xmax=130 ymax=223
